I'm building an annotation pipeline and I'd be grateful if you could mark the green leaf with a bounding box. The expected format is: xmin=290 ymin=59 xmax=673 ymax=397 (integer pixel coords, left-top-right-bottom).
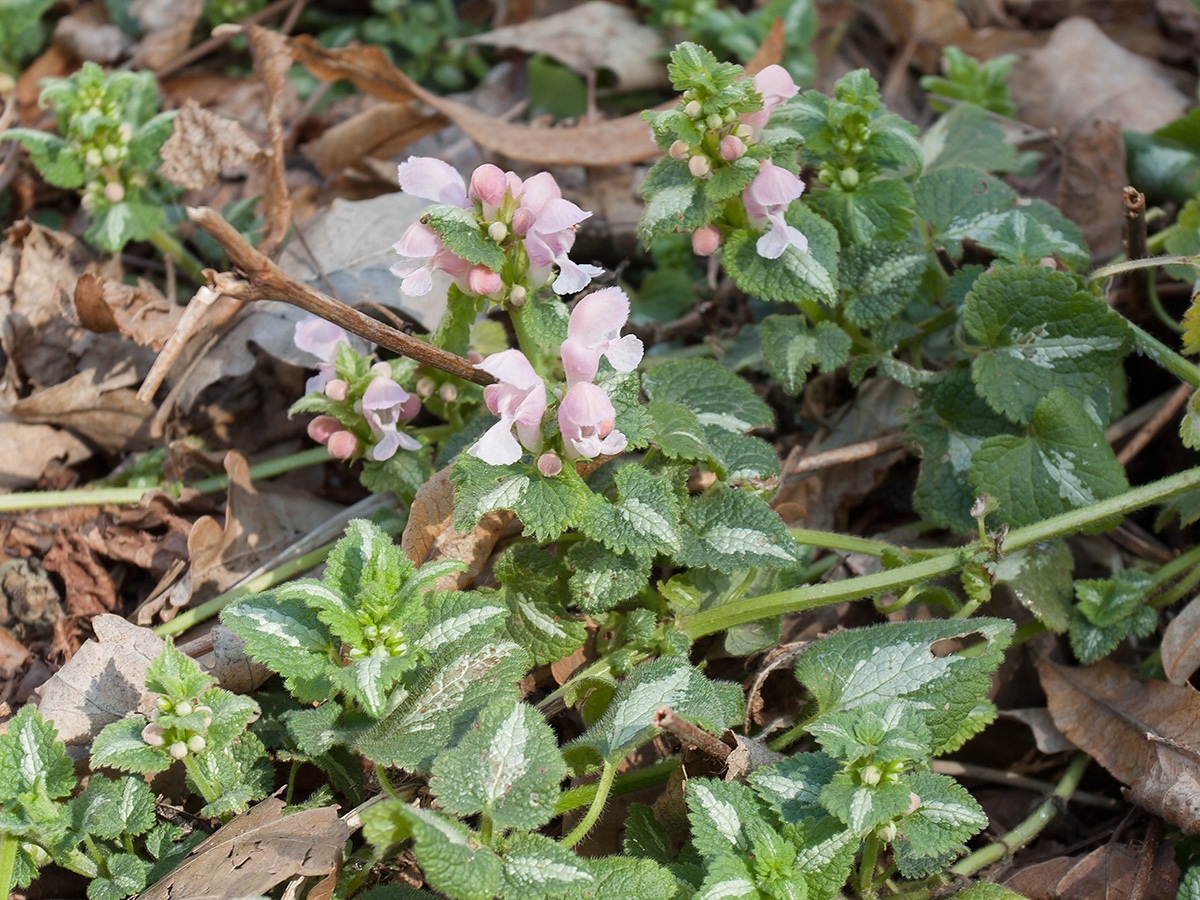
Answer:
xmin=686 ymin=778 xmax=769 ymax=859
xmin=723 ymin=204 xmax=840 ymax=305
xmin=422 ymin=204 xmax=505 ymax=271
xmin=708 ymin=431 xmax=782 ymax=484
xmin=991 ymin=541 xmax=1074 ymax=633
xmin=357 ymin=641 xmax=531 ymax=774
xmin=821 ymin=774 xmax=912 ymax=835
xmin=921 ymin=102 xmax=1018 ymax=173
xmin=915 ymin=165 xmax=1015 ymax=258
xmin=145 ymin=639 xmax=213 ymax=702
xmin=840 ymin=243 xmax=928 ymax=328
xmin=893 ymin=771 xmax=987 ymax=877
xmin=565 ymin=658 xmax=738 ymax=768
xmin=808 ymin=179 xmax=915 ymax=246
xmin=983 ymin=201 xmax=1090 ymax=271
xmin=360 ymin=450 xmax=434 ymax=502
xmin=647 ymin=401 xmax=710 ymax=461
xmin=970 ymin=390 xmax=1129 ymax=528
xmin=760 ymin=315 xmax=851 ymax=394
xmin=1 ymin=128 xmax=85 ymax=187
xmin=190 ymin=734 xmax=272 ymax=819
xmin=963 ymin=267 xmax=1129 ymax=425
xmin=624 ymin=805 xmax=674 ymax=865
xmin=907 ymin=365 xmax=1021 ymax=533
xmin=567 ymin=542 xmax=651 ymax=615
xmin=502 ymin=587 xmax=587 ymax=666
xmin=580 ymin=464 xmax=683 ymax=560
xmin=637 ymin=161 xmax=708 ymax=246
xmin=750 ymin=752 xmax=840 ymax=826
xmin=666 ymin=42 xmax=742 ymax=93
xmin=87 ymin=852 xmax=148 ymax=900
xmin=808 ymin=703 xmax=932 ymax=766
xmin=677 ymin=486 xmax=795 ymax=572
xmin=86 ymin=201 xmax=164 ymax=253
xmin=404 ymin=806 xmax=502 ymax=900
xmin=693 ymin=854 xmax=759 ymax=900
xmin=416 ymin=592 xmax=509 ymax=656
xmin=706 ymin=155 xmax=760 ymax=203
xmin=0 ymin=705 xmax=75 ymax=799
xmin=601 ymin=367 xmax=653 ymax=451
xmin=794 ymin=619 xmax=1013 ymax=754
xmin=643 ymin=359 xmax=773 ymax=434
xmin=430 ymin=698 xmax=565 ymax=829
xmin=1179 ymin=864 xmax=1200 ymax=900
xmin=1069 ymin=569 xmax=1157 ymax=664
xmin=560 ymin=856 xmax=680 ymax=900
xmin=452 ymin=455 xmax=590 ymax=542
xmin=90 ymin=717 xmax=170 ymax=775
xmin=519 ymin=296 xmax=569 ymax=350
xmin=72 ymin=775 xmax=155 ymax=840
xmin=498 ymin=833 xmax=595 ymax=900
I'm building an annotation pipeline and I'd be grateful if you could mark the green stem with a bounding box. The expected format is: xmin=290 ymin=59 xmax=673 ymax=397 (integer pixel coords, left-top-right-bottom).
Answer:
xmin=950 ymin=752 xmax=1090 ymax=877
xmin=679 ymin=464 xmax=1200 ymax=639
xmin=561 ymin=760 xmax=616 ymax=849
xmin=0 ymin=835 xmax=18 ymax=900
xmin=1090 ymin=254 xmax=1197 ymax=281
xmin=857 ymin=832 xmax=880 ymax=897
xmin=0 ymin=446 xmax=330 ymax=512
xmin=1125 ymin=320 xmax=1200 ymax=388
xmin=147 ymin=227 xmax=207 ymax=284
xmin=479 ymin=814 xmax=494 ymax=847
xmin=509 ymin=304 xmax=547 ymax=377
xmin=554 ymin=758 xmax=678 ymax=815
xmin=182 ymin=753 xmax=220 ymax=807
xmin=1147 ymin=276 xmax=1185 ymax=334
xmin=790 ymin=528 xmax=907 ymax=558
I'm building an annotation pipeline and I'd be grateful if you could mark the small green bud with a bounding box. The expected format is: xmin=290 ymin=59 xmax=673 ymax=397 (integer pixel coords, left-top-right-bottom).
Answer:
xmin=175 ymin=701 xmax=193 ymax=717
xmin=85 ymin=148 xmax=102 ymax=168
xmin=706 ymin=113 xmax=723 ymax=130
xmin=684 ymin=100 xmax=703 ymax=118
xmin=878 ymin=822 xmax=898 ymax=843
xmin=169 ymin=742 xmax=188 ymax=760
xmin=839 ymin=167 xmax=860 ymax=188
xmin=860 ymin=765 xmax=881 ymax=786
xmin=187 ymin=735 xmax=206 ymax=753
xmin=157 ymin=697 xmax=172 ymax=713
xmin=102 ymin=144 xmax=120 ymax=164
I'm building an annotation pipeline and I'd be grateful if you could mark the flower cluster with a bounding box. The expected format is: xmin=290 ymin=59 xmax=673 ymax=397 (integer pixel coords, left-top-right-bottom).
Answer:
xmin=391 ymin=157 xmax=603 ymax=303
xmin=469 ymin=286 xmax=644 ymax=469
xmin=140 ymin=695 xmax=213 ymax=761
xmin=294 ymin=316 xmax=422 ymax=463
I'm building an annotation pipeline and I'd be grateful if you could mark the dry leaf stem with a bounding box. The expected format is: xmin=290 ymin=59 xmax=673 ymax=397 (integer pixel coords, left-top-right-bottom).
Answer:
xmin=187 ymin=206 xmax=495 ymax=386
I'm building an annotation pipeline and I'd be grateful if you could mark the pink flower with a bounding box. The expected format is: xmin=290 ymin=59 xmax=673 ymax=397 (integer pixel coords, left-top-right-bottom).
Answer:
xmin=692 ymin=225 xmax=722 ymax=257
xmin=294 ymin=316 xmax=367 ymax=393
xmin=742 ymin=161 xmax=808 ymax=259
xmin=397 ymin=156 xmax=469 ymax=208
xmin=537 ymin=452 xmax=563 ymax=477
xmin=362 ymin=376 xmax=421 ymax=461
xmin=470 ymin=350 xmax=547 ymax=465
xmin=560 ymin=287 xmax=644 ymax=387
xmin=467 ymin=264 xmax=503 ymax=297
xmin=741 ymin=65 xmax=799 ymax=139
xmin=307 ymin=415 xmax=341 ymax=445
xmin=469 ymin=163 xmax=510 ymax=218
xmin=390 ymin=223 xmax=473 ymax=297
xmin=720 ymin=135 xmax=746 ymax=161
xmin=518 ymin=172 xmax=604 ymax=295
xmin=327 ymin=431 xmax=360 ymax=460
xmin=559 ymin=382 xmax=627 ymax=460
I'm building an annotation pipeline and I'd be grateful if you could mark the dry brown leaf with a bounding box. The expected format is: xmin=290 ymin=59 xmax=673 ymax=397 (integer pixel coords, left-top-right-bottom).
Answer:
xmin=1004 ymin=842 xmax=1178 ymax=900
xmin=246 ymin=24 xmax=294 ymax=257
xmin=464 ymin=2 xmax=668 ymax=91
xmin=401 ymin=466 xmax=514 ymax=590
xmin=42 ymin=530 xmax=118 ymax=618
xmin=1038 ymin=657 xmax=1200 ymax=833
xmin=34 ymin=613 xmax=165 ymax=752
xmin=745 ymin=17 xmax=785 ymax=76
xmin=52 ymin=6 xmax=132 ymax=64
xmin=160 ymin=100 xmax=267 ymax=190
xmin=1161 ymin=594 xmax=1200 ymax=686
xmin=863 ymin=0 xmax=1040 ymax=72
xmin=287 ymin=36 xmax=661 ymax=167
xmin=74 ymin=272 xmax=183 ymax=351
xmin=1058 ymin=119 xmax=1126 ymax=262
xmin=129 ymin=0 xmax=205 ymax=70
xmin=140 ymin=797 xmax=348 ymax=900
xmin=0 ymin=420 xmax=91 ymax=490
xmin=211 ymin=624 xmax=272 ymax=693
xmin=997 ymin=708 xmax=1077 ymax=755
xmin=724 ymin=735 xmax=785 ymax=781
xmin=6 ymin=368 xmax=155 ymax=452
xmin=0 ymin=626 xmax=30 ymax=674
xmin=300 ymin=101 xmax=448 ymax=175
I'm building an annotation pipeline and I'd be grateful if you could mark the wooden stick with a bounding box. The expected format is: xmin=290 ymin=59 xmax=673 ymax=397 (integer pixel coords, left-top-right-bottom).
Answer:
xmin=783 ymin=433 xmax=906 ymax=482
xmin=187 ymin=206 xmax=495 ymax=385
xmin=654 ymin=707 xmax=731 ymax=763
xmin=1125 ymin=186 xmax=1149 ymax=310
xmin=1116 ymin=382 xmax=1191 ymax=466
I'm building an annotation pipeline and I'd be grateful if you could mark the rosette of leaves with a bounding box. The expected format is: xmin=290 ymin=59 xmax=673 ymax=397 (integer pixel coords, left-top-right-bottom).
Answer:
xmin=1 ymin=62 xmax=177 ymax=252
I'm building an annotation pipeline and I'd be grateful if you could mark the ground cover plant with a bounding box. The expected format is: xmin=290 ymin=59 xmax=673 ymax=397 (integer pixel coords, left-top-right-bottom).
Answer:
xmin=4 ymin=3 xmax=1200 ymax=900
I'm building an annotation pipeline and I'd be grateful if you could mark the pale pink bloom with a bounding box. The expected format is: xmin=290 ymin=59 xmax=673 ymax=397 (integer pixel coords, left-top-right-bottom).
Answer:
xmin=307 ymin=415 xmax=342 ymax=445
xmin=719 ymin=135 xmax=746 ymax=161
xmin=294 ymin=316 xmax=367 ymax=393
xmin=327 ymin=431 xmax=360 ymax=459
xmin=104 ymin=182 xmax=125 ymax=203
xmin=518 ymin=172 xmax=604 ymax=295
xmin=743 ymin=161 xmax=808 ymax=259
xmin=325 ymin=379 xmax=348 ymax=402
xmin=141 ymin=722 xmax=165 ymax=746
xmin=669 ymin=140 xmax=689 ymax=160
xmin=692 ymin=224 xmax=722 ymax=257
xmin=470 ymin=350 xmax=547 ymax=465
xmin=397 ymin=156 xmax=469 ymax=208
xmin=469 ymin=163 xmax=510 ymax=218
xmin=560 ymin=287 xmax=644 ymax=387
xmin=390 ymin=222 xmax=473 ymax=297
xmin=537 ymin=452 xmax=563 ymax=477
xmin=467 ymin=264 xmax=503 ymax=297
xmin=741 ymin=65 xmax=799 ymax=138
xmin=559 ymin=382 xmax=626 ymax=460
xmin=362 ymin=376 xmax=421 ymax=461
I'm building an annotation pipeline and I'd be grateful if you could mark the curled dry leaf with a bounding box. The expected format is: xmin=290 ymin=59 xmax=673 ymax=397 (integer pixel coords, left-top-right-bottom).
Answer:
xmin=74 ymin=272 xmax=183 ymax=351
xmin=401 ymin=466 xmax=514 ymax=591
xmin=42 ymin=530 xmax=118 ymax=618
xmin=245 ymin=24 xmax=294 ymax=258
xmin=34 ymin=613 xmax=165 ymax=753
xmin=211 ymin=624 xmax=272 ymax=693
xmin=1161 ymin=593 xmax=1200 ymax=686
xmin=1038 ymin=657 xmax=1200 ymax=833
xmin=997 ymin=708 xmax=1077 ymax=755
xmin=287 ymin=35 xmax=661 ymax=167
xmin=0 ymin=420 xmax=91 ymax=490
xmin=463 ymin=1 xmax=668 ymax=91
xmin=139 ymin=797 xmax=348 ymax=900
xmin=159 ymin=99 xmax=266 ymax=190
xmin=1003 ymin=842 xmax=1178 ymax=900
xmin=129 ymin=0 xmax=205 ymax=70
xmin=6 ymin=368 xmax=155 ymax=453
xmin=52 ymin=6 xmax=131 ymax=64
xmin=300 ymin=101 xmax=447 ymax=175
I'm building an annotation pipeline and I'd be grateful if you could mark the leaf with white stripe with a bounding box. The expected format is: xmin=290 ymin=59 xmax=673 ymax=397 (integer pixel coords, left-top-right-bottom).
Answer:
xmin=499 ymin=833 xmax=593 ymax=900
xmin=579 ymin=464 xmax=682 ymax=560
xmin=685 ymin=779 xmax=765 ymax=858
xmin=678 ymin=486 xmax=795 ymax=572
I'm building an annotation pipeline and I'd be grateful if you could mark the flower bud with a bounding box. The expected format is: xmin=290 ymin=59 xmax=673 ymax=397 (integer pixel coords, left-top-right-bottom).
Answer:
xmin=467 ymin=351 xmax=484 ymax=365
xmin=104 ymin=182 xmax=125 ymax=203
xmin=509 ymin=285 xmax=527 ymax=307
xmin=706 ymin=113 xmax=723 ymax=130
xmin=469 ymin=163 xmax=508 ymax=207
xmin=169 ymin=742 xmax=188 ymax=760
xmin=692 ymin=224 xmax=722 ymax=257
xmin=327 ymin=431 xmax=359 ymax=459
xmin=735 ymin=124 xmax=753 ymax=140
xmin=878 ymin=822 xmax=898 ymax=843
xmin=371 ymin=361 xmax=392 ymax=378
xmin=488 ymin=221 xmax=508 ymax=242
xmin=307 ymin=415 xmax=341 ymax=445
xmin=102 ymin=144 xmax=120 ymax=163
xmin=511 ymin=208 xmax=534 ymax=235
xmin=719 ymin=135 xmax=746 ymax=161
xmin=187 ymin=735 xmax=206 ymax=753
xmin=118 ymin=123 xmax=133 ymax=143
xmin=907 ymin=792 xmax=922 ymax=815
xmin=1039 ymin=256 xmax=1058 ymax=269
xmin=839 ymin=167 xmax=860 ymax=189
xmin=416 ymin=377 xmax=436 ymax=398
xmin=141 ymin=723 xmax=165 ymax=746
xmin=175 ymin=701 xmax=193 ymax=717
xmin=860 ymin=765 xmax=881 ymax=786
xmin=324 ymin=379 xmax=349 ymax=402
xmin=467 ymin=264 xmax=503 ymax=296
xmin=397 ymin=393 xmax=422 ymax=423
xmin=438 ymin=383 xmax=458 ymax=403
xmin=537 ymin=452 xmax=562 ymax=477
xmin=668 ymin=140 xmax=689 ymax=161
xmin=688 ymin=155 xmax=711 ymax=179
xmin=157 ymin=697 xmax=172 ymax=712
xmin=86 ymin=148 xmax=103 ymax=168
xmin=684 ymin=100 xmax=702 ymax=118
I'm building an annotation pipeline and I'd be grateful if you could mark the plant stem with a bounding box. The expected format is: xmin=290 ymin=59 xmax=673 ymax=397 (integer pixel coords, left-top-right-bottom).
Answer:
xmin=561 ymin=760 xmax=616 ymax=849
xmin=147 ymin=227 xmax=207 ymax=284
xmin=1125 ymin=320 xmax=1200 ymax=388
xmin=790 ymin=528 xmax=909 ymax=558
xmin=950 ymin=752 xmax=1090 ymax=877
xmin=554 ymin=758 xmax=679 ymax=815
xmin=858 ymin=832 xmax=880 ymax=897
xmin=479 ymin=814 xmax=494 ymax=847
xmin=678 ymin=464 xmax=1200 ymax=639
xmin=0 ymin=446 xmax=330 ymax=512
xmin=0 ymin=835 xmax=18 ymax=900
xmin=509 ymin=304 xmax=546 ymax=376
xmin=182 ymin=753 xmax=220 ymax=808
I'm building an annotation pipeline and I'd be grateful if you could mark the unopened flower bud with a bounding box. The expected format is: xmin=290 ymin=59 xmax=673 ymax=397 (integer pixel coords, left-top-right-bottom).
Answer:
xmin=397 ymin=393 xmax=421 ymax=423
xmin=307 ymin=415 xmax=341 ymax=445
xmin=735 ymin=124 xmax=753 ymax=140
xmin=371 ymin=361 xmax=392 ymax=378
xmin=187 ymin=735 xmax=206 ymax=753
xmin=537 ymin=452 xmax=562 ymax=477
xmin=1039 ymin=256 xmax=1057 ymax=269
xmin=879 ymin=822 xmax=898 ymax=843
xmin=684 ymin=100 xmax=702 ymax=118
xmin=416 ymin=377 xmax=436 ymax=398
xmin=861 ymin=765 xmax=881 ymax=786
xmin=488 ymin=221 xmax=508 ymax=242
xmin=840 ymin=167 xmax=860 ymax=189
xmin=324 ymin=379 xmax=349 ymax=402
xmin=86 ymin=148 xmax=103 ymax=168
xmin=467 ymin=264 xmax=503 ymax=296
xmin=706 ymin=113 xmax=723 ymax=130
xmin=438 ymin=383 xmax=458 ymax=403
xmin=692 ymin=224 xmax=722 ymax=257
xmin=102 ymin=144 xmax=120 ymax=163
xmin=169 ymin=742 xmax=188 ymax=760
xmin=141 ymin=723 xmax=165 ymax=746
xmin=104 ymin=182 xmax=125 ymax=203
xmin=175 ymin=701 xmax=193 ymax=717
xmin=907 ymin=792 xmax=921 ymax=815
xmin=509 ymin=285 xmax=527 ymax=307
xmin=467 ymin=351 xmax=484 ymax=365
xmin=157 ymin=697 xmax=172 ymax=712
xmin=118 ymin=123 xmax=133 ymax=143
xmin=669 ymin=140 xmax=689 ymax=161
xmin=512 ymin=208 xmax=533 ymax=235
xmin=688 ymin=155 xmax=711 ymax=179
xmin=719 ymin=135 xmax=746 ymax=161
xmin=469 ymin=163 xmax=508 ymax=207
xmin=327 ymin=431 xmax=359 ymax=459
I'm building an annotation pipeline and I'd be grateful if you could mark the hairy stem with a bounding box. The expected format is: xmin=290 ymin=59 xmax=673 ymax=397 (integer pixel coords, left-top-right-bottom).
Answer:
xmin=182 ymin=753 xmax=220 ymax=808
xmin=1125 ymin=320 xmax=1200 ymax=388
xmin=147 ymin=228 xmax=207 ymax=284
xmin=561 ymin=760 xmax=616 ymax=849
xmin=554 ymin=759 xmax=678 ymax=815
xmin=858 ymin=832 xmax=880 ymax=897
xmin=0 ymin=835 xmax=18 ymax=900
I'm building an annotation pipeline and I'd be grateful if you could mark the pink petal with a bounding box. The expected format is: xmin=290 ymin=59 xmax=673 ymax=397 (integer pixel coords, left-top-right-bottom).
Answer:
xmin=559 ymin=382 xmax=615 ymax=431
xmin=567 ymin=288 xmax=629 ymax=344
xmin=552 ymin=257 xmax=604 ymax=295
xmin=561 ymin=339 xmax=601 ymax=387
xmin=295 ymin=316 xmax=351 ymax=361
xmin=755 ymin=222 xmax=790 ymax=259
xmin=370 ymin=429 xmax=401 ymax=461
xmin=753 ymin=64 xmax=799 ymax=109
xmin=476 ymin=348 xmax=542 ymax=391
xmin=524 ymin=232 xmax=555 ymax=269
xmin=398 ymin=265 xmax=434 ymax=297
xmin=471 ymin=419 xmax=523 ymax=465
xmin=603 ymin=334 xmax=644 ymax=373
xmin=519 ymin=172 xmax=562 ymax=213
xmin=398 ymin=156 xmax=468 ymax=207
xmin=749 ymin=161 xmax=804 ymax=208
xmin=531 ymin=197 xmax=591 ymax=235
xmin=597 ymin=430 xmax=627 ymax=456
xmin=305 ymin=362 xmax=335 ymax=394
xmin=395 ymin=222 xmax=443 ymax=258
